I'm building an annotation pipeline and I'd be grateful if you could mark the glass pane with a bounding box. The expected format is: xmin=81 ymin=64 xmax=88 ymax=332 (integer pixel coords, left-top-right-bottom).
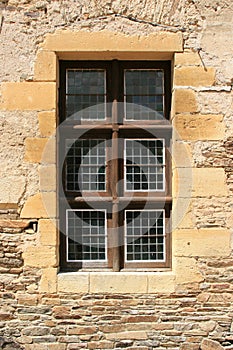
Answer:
xmin=67 ymin=70 xmax=105 ymax=94
xmin=67 ymin=210 xmax=107 ymax=261
xmin=125 ymin=210 xmax=165 ymax=261
xmin=126 ymin=96 xmax=163 ymax=120
xmin=125 ymin=70 xmax=163 ymax=95
xmin=66 ymin=69 xmax=106 ymax=120
xmin=125 ymin=139 xmax=165 ymax=191
xmin=66 ymin=139 xmax=106 ymax=192
xmin=124 ymin=69 xmax=164 ymax=120
xmin=66 ymin=95 xmax=105 ymax=120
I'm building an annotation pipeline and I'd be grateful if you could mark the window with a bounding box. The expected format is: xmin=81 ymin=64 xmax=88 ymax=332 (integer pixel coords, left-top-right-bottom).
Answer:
xmin=59 ymin=60 xmax=172 ymax=271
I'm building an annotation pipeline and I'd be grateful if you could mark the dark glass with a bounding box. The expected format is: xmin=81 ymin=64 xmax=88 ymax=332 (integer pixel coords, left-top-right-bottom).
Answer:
xmin=66 ymin=69 xmax=106 ymax=120
xmin=125 ymin=70 xmax=164 ymax=120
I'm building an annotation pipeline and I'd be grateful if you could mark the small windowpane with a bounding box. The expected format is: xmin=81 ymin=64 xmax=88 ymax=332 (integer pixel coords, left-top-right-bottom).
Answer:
xmin=125 ymin=210 xmax=165 ymax=261
xmin=125 ymin=70 xmax=163 ymax=95
xmin=67 ymin=210 xmax=107 ymax=261
xmin=66 ymin=139 xmax=106 ymax=192
xmin=125 ymin=139 xmax=165 ymax=191
xmin=124 ymin=70 xmax=164 ymax=120
xmin=66 ymin=69 xmax=106 ymax=120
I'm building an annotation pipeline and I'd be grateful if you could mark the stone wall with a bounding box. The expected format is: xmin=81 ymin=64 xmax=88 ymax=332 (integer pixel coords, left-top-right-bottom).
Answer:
xmin=0 ymin=0 xmax=233 ymax=349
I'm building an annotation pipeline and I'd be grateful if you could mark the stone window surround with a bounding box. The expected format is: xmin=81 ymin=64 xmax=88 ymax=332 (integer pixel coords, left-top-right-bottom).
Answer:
xmin=2 ymin=29 xmax=227 ymax=294
xmin=51 ymin=31 xmax=179 ymax=294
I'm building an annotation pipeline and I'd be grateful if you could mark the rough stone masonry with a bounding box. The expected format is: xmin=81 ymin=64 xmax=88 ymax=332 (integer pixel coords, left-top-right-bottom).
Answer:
xmin=0 ymin=0 xmax=233 ymax=349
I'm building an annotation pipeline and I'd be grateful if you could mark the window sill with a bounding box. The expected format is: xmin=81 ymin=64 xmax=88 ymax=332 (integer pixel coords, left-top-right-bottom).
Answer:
xmin=57 ymin=271 xmax=175 ymax=294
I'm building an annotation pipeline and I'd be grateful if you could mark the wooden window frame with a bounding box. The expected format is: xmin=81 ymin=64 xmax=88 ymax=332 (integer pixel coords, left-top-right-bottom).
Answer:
xmin=59 ymin=60 xmax=172 ymax=271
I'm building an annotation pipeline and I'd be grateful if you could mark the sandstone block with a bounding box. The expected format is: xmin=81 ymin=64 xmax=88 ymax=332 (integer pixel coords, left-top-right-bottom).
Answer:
xmin=173 ymin=229 xmax=231 ymax=257
xmin=0 ymin=203 xmax=18 ymax=209
xmin=174 ymin=114 xmax=224 ymax=141
xmin=23 ymin=326 xmax=50 ymax=336
xmin=39 ymin=165 xmax=56 ymax=192
xmin=0 ymin=219 xmax=29 ymax=231
xmin=0 ymin=82 xmax=56 ymax=111
xmin=34 ymin=50 xmax=57 ymax=81
xmin=174 ymin=67 xmax=215 ymax=86
xmin=25 ymin=345 xmax=66 ymax=350
xmin=39 ymin=268 xmax=57 ymax=293
xmin=201 ymin=338 xmax=224 ymax=350
xmin=173 ymin=168 xmax=228 ymax=198
xmin=199 ymin=321 xmax=216 ymax=333
xmin=88 ymin=341 xmax=113 ymax=349
xmin=20 ymin=193 xmax=56 ymax=219
xmin=24 ymin=137 xmax=48 ymax=163
xmin=41 ymin=137 xmax=56 ymax=164
xmin=105 ymin=331 xmax=147 ymax=340
xmin=39 ymin=219 xmax=57 ymax=246
xmin=173 ymin=89 xmax=198 ymax=114
xmin=47 ymin=345 xmax=66 ymax=350
xmin=172 ymin=141 xmax=193 ymax=168
xmin=57 ymin=272 xmax=89 ymax=293
xmin=172 ymin=198 xmax=194 ymax=230
xmin=23 ymin=246 xmax=58 ymax=268
xmin=0 ymin=313 xmax=13 ymax=321
xmin=174 ymin=257 xmax=204 ymax=284
xmin=25 ymin=137 xmax=56 ymax=164
xmin=68 ymin=344 xmax=88 ymax=350
xmin=124 ymin=347 xmax=149 ymax=350
xmin=99 ymin=324 xmax=124 ymax=333
xmin=172 ymin=167 xmax=193 ymax=198
xmin=17 ymin=335 xmax=33 ymax=344
xmin=53 ymin=306 xmax=72 ymax=319
xmin=38 ymin=111 xmax=56 ymax=137
xmin=192 ymin=168 xmax=227 ymax=197
xmin=180 ymin=344 xmax=200 ymax=350
xmin=152 ymin=323 xmax=174 ymax=330
xmin=174 ymin=51 xmax=201 ymax=66
xmin=90 ymin=272 xmax=147 ymax=293
xmin=42 ymin=30 xmax=183 ymax=53
xmin=68 ymin=326 xmax=98 ymax=335
xmin=16 ymin=293 xmax=38 ymax=306
xmin=123 ymin=315 xmax=159 ymax=324
xmin=148 ymin=272 xmax=175 ymax=293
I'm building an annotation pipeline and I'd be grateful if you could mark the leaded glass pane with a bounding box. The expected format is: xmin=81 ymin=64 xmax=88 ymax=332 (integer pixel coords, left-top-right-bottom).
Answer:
xmin=124 ymin=69 xmax=164 ymax=120
xmin=125 ymin=70 xmax=163 ymax=95
xmin=125 ymin=139 xmax=165 ymax=191
xmin=66 ymin=69 xmax=106 ymax=120
xmin=66 ymin=139 xmax=106 ymax=191
xmin=67 ymin=210 xmax=107 ymax=261
xmin=125 ymin=210 xmax=165 ymax=261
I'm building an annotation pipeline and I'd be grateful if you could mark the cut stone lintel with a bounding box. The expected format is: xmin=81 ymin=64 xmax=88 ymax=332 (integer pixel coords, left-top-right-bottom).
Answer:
xmin=41 ymin=30 xmax=183 ymax=57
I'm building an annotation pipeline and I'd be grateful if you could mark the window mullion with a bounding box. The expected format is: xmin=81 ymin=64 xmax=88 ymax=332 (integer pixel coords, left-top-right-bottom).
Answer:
xmin=111 ymin=129 xmax=120 ymax=271
xmin=110 ymin=60 xmax=121 ymax=271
